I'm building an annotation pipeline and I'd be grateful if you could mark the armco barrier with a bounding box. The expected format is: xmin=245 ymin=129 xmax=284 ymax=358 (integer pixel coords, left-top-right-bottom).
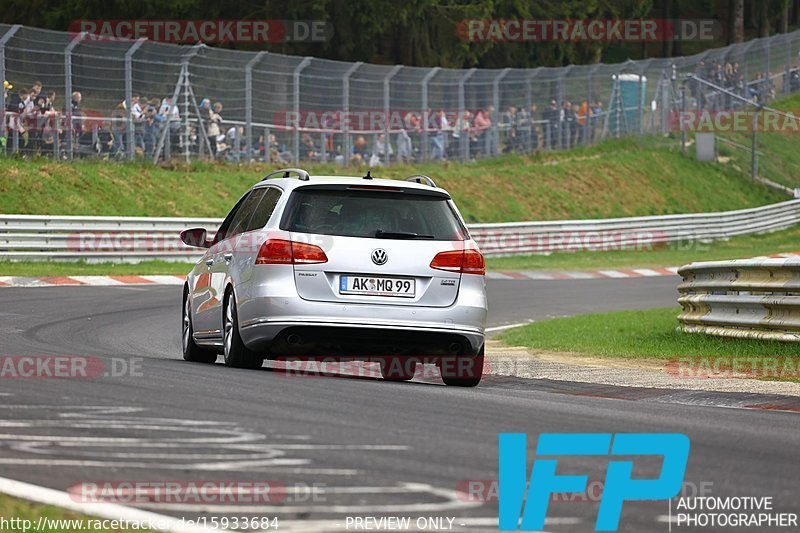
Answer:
xmin=1 ymin=199 xmax=800 ymax=263
xmin=468 ymin=199 xmax=800 ymax=256
xmin=677 ymin=258 xmax=800 ymax=342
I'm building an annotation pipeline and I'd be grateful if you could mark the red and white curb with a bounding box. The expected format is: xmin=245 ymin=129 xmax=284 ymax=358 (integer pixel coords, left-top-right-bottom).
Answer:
xmin=0 ymin=275 xmax=186 ymax=288
xmin=486 ymin=267 xmax=680 ymax=280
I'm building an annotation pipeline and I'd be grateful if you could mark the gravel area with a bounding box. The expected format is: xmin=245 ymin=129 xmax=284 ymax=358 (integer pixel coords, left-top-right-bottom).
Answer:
xmin=485 ymin=340 xmax=800 ymax=397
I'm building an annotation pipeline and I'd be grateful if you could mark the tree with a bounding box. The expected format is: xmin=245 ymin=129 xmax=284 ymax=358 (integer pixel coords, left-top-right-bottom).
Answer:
xmin=729 ymin=0 xmax=744 ymax=43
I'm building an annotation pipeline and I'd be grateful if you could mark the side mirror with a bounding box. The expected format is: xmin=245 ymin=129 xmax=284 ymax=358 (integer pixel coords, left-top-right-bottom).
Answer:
xmin=180 ymin=228 xmax=209 ymax=248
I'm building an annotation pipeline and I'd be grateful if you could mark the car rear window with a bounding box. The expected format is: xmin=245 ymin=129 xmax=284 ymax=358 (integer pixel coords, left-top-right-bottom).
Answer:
xmin=280 ymin=187 xmax=467 ymax=241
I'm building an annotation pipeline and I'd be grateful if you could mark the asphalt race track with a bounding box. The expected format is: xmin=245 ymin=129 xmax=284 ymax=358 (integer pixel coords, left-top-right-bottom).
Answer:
xmin=0 ymin=278 xmax=798 ymax=532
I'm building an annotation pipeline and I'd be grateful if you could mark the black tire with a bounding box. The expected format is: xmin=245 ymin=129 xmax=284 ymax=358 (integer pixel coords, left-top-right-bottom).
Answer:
xmin=223 ymin=291 xmax=263 ymax=370
xmin=182 ymin=290 xmax=218 ymax=364
xmin=441 ymin=346 xmax=484 ymax=387
xmin=379 ymin=357 xmax=417 ymax=381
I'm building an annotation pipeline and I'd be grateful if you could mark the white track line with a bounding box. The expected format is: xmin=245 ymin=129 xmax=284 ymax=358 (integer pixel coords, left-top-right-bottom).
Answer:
xmin=485 ymin=322 xmax=532 ymax=333
xmin=0 ymin=476 xmax=224 ymax=533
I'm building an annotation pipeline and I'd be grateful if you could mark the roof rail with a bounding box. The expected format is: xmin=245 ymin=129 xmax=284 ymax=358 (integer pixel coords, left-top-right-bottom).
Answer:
xmin=262 ymin=168 xmax=311 ymax=182
xmin=405 ymin=175 xmax=437 ymax=188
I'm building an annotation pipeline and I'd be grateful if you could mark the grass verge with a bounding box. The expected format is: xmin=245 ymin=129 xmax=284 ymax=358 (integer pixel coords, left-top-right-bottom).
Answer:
xmin=0 ymin=134 xmax=787 ymax=223
xmin=0 ymin=493 xmax=152 ymax=532
xmin=499 ymin=308 xmax=800 ymax=383
xmin=0 ymin=261 xmax=191 ymax=277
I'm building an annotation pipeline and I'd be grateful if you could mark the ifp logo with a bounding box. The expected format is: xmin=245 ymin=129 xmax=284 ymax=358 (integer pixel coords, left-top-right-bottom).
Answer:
xmin=498 ymin=433 xmax=690 ymax=531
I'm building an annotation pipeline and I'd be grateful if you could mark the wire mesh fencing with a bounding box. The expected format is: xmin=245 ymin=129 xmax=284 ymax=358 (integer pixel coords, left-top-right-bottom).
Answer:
xmin=2 ymin=23 xmax=800 ymax=166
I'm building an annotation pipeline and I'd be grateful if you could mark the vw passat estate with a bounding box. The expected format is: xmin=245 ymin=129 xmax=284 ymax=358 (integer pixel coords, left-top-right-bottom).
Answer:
xmin=180 ymin=169 xmax=488 ymax=386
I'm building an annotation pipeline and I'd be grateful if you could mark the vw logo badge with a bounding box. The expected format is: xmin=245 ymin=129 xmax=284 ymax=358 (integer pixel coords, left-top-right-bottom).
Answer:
xmin=371 ymin=248 xmax=388 ymax=266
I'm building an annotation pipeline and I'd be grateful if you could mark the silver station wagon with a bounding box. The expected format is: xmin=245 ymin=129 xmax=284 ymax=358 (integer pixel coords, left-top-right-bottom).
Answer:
xmin=180 ymin=169 xmax=488 ymax=386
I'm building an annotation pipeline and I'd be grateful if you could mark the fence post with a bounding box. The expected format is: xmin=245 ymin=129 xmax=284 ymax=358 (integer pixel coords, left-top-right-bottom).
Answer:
xmin=0 ymin=25 xmax=20 ymax=151
xmin=752 ymin=103 xmax=761 ymax=179
xmin=492 ymin=68 xmax=510 ymax=156
xmin=183 ymin=44 xmax=202 ymax=164
xmin=125 ymin=38 xmax=146 ymax=161
xmin=680 ymin=84 xmax=687 ymax=154
xmin=64 ymin=32 xmax=87 ymax=161
xmin=586 ymin=64 xmax=600 ymax=144
xmin=526 ymin=68 xmax=541 ymax=151
xmin=383 ymin=65 xmax=402 ymax=164
xmin=292 ymin=57 xmax=312 ymax=165
xmin=420 ymin=67 xmax=440 ymax=161
xmin=786 ymin=34 xmax=793 ymax=94
xmin=556 ymin=66 xmax=572 ymax=149
xmin=245 ymin=51 xmax=267 ymax=164
xmin=342 ymin=61 xmax=362 ymax=165
xmin=459 ymin=68 xmax=476 ymax=161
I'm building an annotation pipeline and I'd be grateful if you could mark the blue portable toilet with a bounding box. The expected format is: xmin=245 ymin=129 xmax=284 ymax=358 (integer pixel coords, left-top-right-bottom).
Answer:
xmin=609 ymin=73 xmax=647 ymax=135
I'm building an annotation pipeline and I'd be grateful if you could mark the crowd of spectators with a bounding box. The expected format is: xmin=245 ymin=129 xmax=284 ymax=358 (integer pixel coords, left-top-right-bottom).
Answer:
xmin=3 ymin=57 xmax=798 ymax=163
xmin=688 ymin=59 xmax=785 ymax=109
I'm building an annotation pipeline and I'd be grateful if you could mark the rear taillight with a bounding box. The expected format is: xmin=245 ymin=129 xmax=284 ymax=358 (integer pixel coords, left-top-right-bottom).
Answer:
xmin=430 ymin=249 xmax=485 ymax=276
xmin=255 ymin=239 xmax=328 ymax=265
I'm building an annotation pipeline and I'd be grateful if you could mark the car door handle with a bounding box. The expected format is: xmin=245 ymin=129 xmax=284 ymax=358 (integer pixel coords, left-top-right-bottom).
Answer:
xmin=205 ymin=258 xmax=214 ymax=266
xmin=223 ymin=253 xmax=233 ymax=262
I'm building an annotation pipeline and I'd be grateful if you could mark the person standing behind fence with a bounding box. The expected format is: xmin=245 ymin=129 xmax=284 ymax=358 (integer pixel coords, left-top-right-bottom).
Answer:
xmin=159 ymin=96 xmax=180 ymax=155
xmin=372 ymin=133 xmax=393 ymax=165
xmin=473 ymin=107 xmax=491 ymax=157
xmin=143 ymin=105 xmax=161 ymax=159
xmin=131 ymin=94 xmax=144 ymax=155
xmin=207 ymin=102 xmax=223 ymax=157
xmin=396 ymin=129 xmax=412 ymax=163
xmin=430 ymin=109 xmax=448 ymax=160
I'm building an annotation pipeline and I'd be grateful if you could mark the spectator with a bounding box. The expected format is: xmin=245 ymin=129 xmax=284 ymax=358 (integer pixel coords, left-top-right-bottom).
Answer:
xmin=225 ymin=125 xmax=244 ymax=158
xmin=430 ymin=109 xmax=448 ymax=160
xmin=352 ymin=135 xmax=369 ymax=164
xmin=396 ymin=129 xmax=413 ymax=163
xmin=473 ymin=107 xmax=491 ymax=155
xmin=207 ymin=102 xmax=223 ymax=156
xmin=372 ymin=133 xmax=393 ymax=165
xmin=130 ymin=94 xmax=144 ymax=154
xmin=561 ymin=100 xmax=573 ymax=148
xmin=143 ymin=105 xmax=161 ymax=159
xmin=299 ymin=133 xmax=318 ymax=160
xmin=159 ymin=96 xmax=180 ymax=154
xmin=542 ymin=100 xmax=558 ymax=148
xmin=499 ymin=106 xmax=517 ymax=153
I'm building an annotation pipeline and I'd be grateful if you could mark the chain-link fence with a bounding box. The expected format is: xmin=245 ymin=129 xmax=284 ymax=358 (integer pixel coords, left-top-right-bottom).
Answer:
xmin=2 ymin=24 xmax=800 ymax=166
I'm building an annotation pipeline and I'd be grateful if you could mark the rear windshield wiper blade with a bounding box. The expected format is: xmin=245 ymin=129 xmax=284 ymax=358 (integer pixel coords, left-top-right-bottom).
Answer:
xmin=375 ymin=229 xmax=434 ymax=239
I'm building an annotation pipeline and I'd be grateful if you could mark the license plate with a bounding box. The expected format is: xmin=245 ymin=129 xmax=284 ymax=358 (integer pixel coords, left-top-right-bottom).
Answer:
xmin=339 ymin=275 xmax=416 ymax=298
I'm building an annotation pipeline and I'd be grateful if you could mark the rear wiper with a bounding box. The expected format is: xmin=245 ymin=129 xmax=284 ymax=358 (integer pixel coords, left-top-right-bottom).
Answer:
xmin=375 ymin=229 xmax=434 ymax=239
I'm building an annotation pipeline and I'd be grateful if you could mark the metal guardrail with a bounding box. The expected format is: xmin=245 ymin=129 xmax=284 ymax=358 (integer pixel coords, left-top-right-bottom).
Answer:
xmin=469 ymin=199 xmax=800 ymax=256
xmin=0 ymin=214 xmax=220 ymax=263
xmin=677 ymin=258 xmax=800 ymax=342
xmin=1 ymin=198 xmax=800 ymax=262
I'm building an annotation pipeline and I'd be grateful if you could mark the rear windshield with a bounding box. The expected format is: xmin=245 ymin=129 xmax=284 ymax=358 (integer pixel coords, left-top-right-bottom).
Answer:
xmin=280 ymin=188 xmax=467 ymax=241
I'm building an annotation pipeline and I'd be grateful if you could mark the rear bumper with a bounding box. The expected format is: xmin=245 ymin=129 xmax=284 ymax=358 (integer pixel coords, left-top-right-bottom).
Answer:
xmin=234 ymin=269 xmax=487 ymax=357
xmin=237 ymin=290 xmax=486 ymax=357
xmin=240 ymin=318 xmax=484 ymax=357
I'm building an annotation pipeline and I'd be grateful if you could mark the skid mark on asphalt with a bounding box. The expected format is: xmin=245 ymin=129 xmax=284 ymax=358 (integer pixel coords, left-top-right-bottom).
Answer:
xmin=0 ymin=404 xmax=487 ymax=519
